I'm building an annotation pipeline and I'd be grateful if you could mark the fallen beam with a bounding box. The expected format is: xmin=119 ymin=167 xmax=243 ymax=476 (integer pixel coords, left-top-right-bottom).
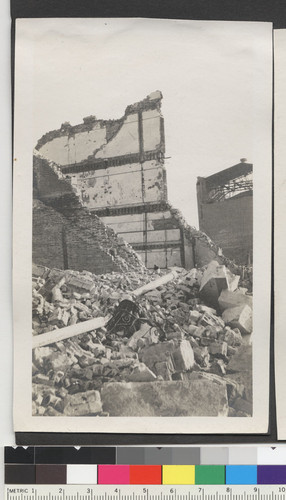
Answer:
xmin=32 ymin=316 xmax=108 ymax=349
xmin=132 ymin=270 xmax=178 ymax=297
xmin=32 ymin=272 xmax=177 ymax=348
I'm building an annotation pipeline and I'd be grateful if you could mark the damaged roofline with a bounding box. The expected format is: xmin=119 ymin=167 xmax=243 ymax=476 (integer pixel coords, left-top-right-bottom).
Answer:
xmin=35 ymin=90 xmax=163 ymax=151
xmin=198 ymin=161 xmax=253 ymax=191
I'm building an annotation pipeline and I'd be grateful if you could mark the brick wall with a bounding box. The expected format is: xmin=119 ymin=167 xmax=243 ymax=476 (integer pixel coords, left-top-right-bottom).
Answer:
xmin=198 ymin=193 xmax=253 ymax=265
xmin=33 ymin=200 xmax=124 ymax=274
xmin=33 ymin=154 xmax=145 ymax=274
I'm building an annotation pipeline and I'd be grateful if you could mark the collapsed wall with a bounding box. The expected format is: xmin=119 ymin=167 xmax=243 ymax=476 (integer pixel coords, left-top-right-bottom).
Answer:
xmin=33 ymin=153 xmax=145 ymax=275
xmin=35 ymin=91 xmax=186 ymax=268
xmin=35 ymin=92 xmax=250 ymax=272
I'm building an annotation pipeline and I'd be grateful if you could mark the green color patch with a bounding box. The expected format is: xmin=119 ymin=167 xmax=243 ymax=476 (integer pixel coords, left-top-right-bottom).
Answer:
xmin=195 ymin=465 xmax=225 ymax=484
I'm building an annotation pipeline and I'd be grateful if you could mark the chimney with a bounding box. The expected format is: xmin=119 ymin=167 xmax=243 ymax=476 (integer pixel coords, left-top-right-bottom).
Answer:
xmin=240 ymin=158 xmax=247 ymax=163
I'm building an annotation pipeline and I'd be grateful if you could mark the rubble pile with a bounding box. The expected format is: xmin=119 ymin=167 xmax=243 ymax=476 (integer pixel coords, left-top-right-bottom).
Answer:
xmin=32 ymin=260 xmax=253 ymax=418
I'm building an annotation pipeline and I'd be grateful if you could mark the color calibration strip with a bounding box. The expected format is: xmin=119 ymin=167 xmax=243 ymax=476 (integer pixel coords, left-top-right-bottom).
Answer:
xmin=5 ymin=447 xmax=286 ymax=485
xmin=5 ymin=464 xmax=286 ymax=485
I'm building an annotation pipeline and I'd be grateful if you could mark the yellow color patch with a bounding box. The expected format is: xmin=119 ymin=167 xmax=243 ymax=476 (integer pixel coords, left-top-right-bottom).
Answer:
xmin=162 ymin=465 xmax=195 ymax=485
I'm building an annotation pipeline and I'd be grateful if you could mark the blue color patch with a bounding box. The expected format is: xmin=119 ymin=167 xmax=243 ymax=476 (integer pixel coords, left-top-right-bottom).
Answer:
xmin=226 ymin=465 xmax=257 ymax=484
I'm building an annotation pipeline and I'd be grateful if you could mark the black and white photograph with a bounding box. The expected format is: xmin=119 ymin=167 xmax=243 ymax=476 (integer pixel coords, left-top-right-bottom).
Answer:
xmin=13 ymin=18 xmax=272 ymax=433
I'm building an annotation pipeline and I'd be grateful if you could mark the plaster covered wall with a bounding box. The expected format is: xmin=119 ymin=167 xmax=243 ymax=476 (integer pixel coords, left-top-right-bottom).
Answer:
xmin=69 ymin=159 xmax=166 ymax=209
xmin=38 ymin=125 xmax=108 ymax=166
xmin=36 ymin=92 xmax=163 ymax=168
xmin=95 ymin=113 xmax=139 ymax=159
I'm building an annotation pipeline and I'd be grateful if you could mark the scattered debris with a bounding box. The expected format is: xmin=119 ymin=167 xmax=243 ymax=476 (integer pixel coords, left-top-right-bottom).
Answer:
xmin=32 ymin=259 xmax=253 ymax=417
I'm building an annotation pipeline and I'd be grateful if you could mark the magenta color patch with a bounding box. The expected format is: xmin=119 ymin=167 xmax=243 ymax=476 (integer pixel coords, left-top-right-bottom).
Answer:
xmin=98 ymin=465 xmax=130 ymax=484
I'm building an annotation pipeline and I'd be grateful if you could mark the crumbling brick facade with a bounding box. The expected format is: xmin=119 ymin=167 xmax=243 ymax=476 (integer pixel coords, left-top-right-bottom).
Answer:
xmin=34 ymin=91 xmax=243 ymax=272
xmin=33 ymin=154 xmax=145 ymax=275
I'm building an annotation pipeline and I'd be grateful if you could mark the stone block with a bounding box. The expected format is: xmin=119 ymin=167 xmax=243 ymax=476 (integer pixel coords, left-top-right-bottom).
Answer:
xmin=193 ymin=346 xmax=210 ymax=367
xmin=45 ymin=351 xmax=74 ymax=372
xmin=101 ymin=376 xmax=228 ymax=416
xmin=218 ymin=289 xmax=252 ymax=312
xmin=208 ymin=342 xmax=227 ymax=357
xmin=189 ymin=325 xmax=205 ymax=338
xmin=183 ymin=268 xmax=203 ymax=287
xmin=189 ymin=310 xmax=201 ymax=324
xmin=64 ymin=390 xmax=102 ymax=416
xmin=64 ymin=273 xmax=95 ymax=294
xmin=127 ymin=363 xmax=157 ymax=382
xmin=32 ymin=374 xmax=54 ymax=386
xmin=223 ymin=328 xmax=242 ymax=346
xmin=139 ymin=341 xmax=175 ymax=371
xmin=222 ymin=304 xmax=252 ymax=334
xmin=139 ymin=339 xmax=194 ymax=373
xmin=33 ymin=346 xmax=54 ymax=369
xmin=171 ymin=340 xmax=195 ymax=371
xmin=199 ymin=261 xmax=228 ymax=307
xmin=154 ymin=361 xmax=173 ymax=380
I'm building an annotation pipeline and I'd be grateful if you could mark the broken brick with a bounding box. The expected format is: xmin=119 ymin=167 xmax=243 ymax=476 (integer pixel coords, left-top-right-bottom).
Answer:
xmin=199 ymin=311 xmax=224 ymax=329
xmin=208 ymin=342 xmax=227 ymax=357
xmin=32 ymin=254 xmax=252 ymax=418
xmin=222 ymin=304 xmax=252 ymax=334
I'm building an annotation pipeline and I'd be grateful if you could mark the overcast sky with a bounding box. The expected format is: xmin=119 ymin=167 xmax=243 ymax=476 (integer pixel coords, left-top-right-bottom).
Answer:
xmin=30 ymin=18 xmax=272 ymax=226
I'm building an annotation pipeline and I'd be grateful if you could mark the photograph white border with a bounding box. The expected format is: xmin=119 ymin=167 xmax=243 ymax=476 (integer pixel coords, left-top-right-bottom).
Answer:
xmin=13 ymin=18 xmax=272 ymax=434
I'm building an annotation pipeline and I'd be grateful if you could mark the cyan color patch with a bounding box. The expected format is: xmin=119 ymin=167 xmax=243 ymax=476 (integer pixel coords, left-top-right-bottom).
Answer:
xmin=226 ymin=465 xmax=257 ymax=484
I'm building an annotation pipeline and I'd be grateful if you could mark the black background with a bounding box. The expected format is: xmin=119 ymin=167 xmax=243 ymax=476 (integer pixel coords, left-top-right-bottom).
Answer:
xmin=9 ymin=0 xmax=286 ymax=28
xmin=12 ymin=0 xmax=278 ymax=445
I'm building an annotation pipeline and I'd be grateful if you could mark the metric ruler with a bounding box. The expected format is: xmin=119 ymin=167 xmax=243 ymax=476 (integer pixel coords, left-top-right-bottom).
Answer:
xmin=4 ymin=485 xmax=286 ymax=500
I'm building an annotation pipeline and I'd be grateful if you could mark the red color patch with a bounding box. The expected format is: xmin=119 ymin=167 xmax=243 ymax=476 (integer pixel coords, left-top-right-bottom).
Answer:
xmin=130 ymin=465 xmax=162 ymax=484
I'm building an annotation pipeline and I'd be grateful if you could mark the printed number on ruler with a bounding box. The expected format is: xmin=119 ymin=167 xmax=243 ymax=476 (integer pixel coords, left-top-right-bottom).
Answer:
xmin=4 ymin=486 xmax=286 ymax=500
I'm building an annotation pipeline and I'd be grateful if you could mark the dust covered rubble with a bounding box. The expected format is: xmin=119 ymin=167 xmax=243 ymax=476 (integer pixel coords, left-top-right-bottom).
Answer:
xmin=32 ymin=260 xmax=253 ymax=418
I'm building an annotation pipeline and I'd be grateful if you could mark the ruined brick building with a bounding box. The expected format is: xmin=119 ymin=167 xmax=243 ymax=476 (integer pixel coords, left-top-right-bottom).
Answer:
xmin=197 ymin=159 xmax=253 ymax=265
xmin=33 ymin=91 xmax=246 ymax=273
